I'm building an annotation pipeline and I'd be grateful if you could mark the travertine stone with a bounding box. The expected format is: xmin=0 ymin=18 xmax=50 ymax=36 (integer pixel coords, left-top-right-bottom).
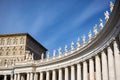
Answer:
xmin=40 ymin=72 xmax=43 ymax=80
xmin=113 ymin=41 xmax=120 ymax=80
xmin=77 ymin=63 xmax=81 ymax=80
xmin=65 ymin=67 xmax=69 ymax=80
xmin=46 ymin=71 xmax=50 ymax=80
xmin=58 ymin=68 xmax=62 ymax=80
xmin=27 ymin=73 xmax=30 ymax=80
xmin=52 ymin=70 xmax=56 ymax=80
xmin=4 ymin=75 xmax=7 ymax=80
xmin=71 ymin=65 xmax=75 ymax=80
xmin=83 ymin=61 xmax=88 ymax=80
xmin=107 ymin=46 xmax=115 ymax=80
xmin=89 ymin=59 xmax=94 ymax=80
xmin=95 ymin=55 xmax=101 ymax=80
xmin=101 ymin=51 xmax=108 ymax=80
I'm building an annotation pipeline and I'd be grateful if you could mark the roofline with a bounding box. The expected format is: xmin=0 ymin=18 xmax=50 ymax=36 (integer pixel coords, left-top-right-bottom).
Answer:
xmin=0 ymin=33 xmax=47 ymax=51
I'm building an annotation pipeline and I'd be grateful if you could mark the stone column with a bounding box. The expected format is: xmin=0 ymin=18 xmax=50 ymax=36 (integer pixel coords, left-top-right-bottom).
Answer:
xmin=17 ymin=73 xmax=20 ymax=80
xmin=21 ymin=75 xmax=24 ymax=80
xmin=46 ymin=71 xmax=50 ymax=80
xmin=58 ymin=68 xmax=62 ymax=80
xmin=83 ymin=61 xmax=88 ymax=80
xmin=107 ymin=46 xmax=115 ymax=80
xmin=77 ymin=63 xmax=81 ymax=80
xmin=4 ymin=75 xmax=7 ymax=80
xmin=65 ymin=67 xmax=69 ymax=80
xmin=34 ymin=73 xmax=38 ymax=80
xmin=40 ymin=72 xmax=43 ymax=80
xmin=71 ymin=65 xmax=75 ymax=80
xmin=113 ymin=41 xmax=120 ymax=80
xmin=27 ymin=73 xmax=30 ymax=80
xmin=52 ymin=70 xmax=56 ymax=80
xmin=95 ymin=55 xmax=101 ymax=80
xmin=101 ymin=51 xmax=108 ymax=80
xmin=30 ymin=73 xmax=33 ymax=80
xmin=89 ymin=59 xmax=94 ymax=80
xmin=14 ymin=74 xmax=17 ymax=80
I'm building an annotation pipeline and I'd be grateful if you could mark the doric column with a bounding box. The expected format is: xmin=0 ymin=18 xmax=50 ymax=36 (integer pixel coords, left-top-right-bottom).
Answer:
xmin=14 ymin=74 xmax=17 ymax=80
xmin=21 ymin=75 xmax=24 ymax=80
xmin=89 ymin=58 xmax=94 ymax=80
xmin=113 ymin=41 xmax=120 ymax=80
xmin=30 ymin=73 xmax=33 ymax=80
xmin=17 ymin=73 xmax=20 ymax=80
xmin=46 ymin=71 xmax=50 ymax=80
xmin=52 ymin=70 xmax=56 ymax=80
xmin=27 ymin=73 xmax=30 ymax=80
xmin=34 ymin=73 xmax=38 ymax=80
xmin=71 ymin=65 xmax=75 ymax=80
xmin=95 ymin=55 xmax=101 ymax=80
xmin=58 ymin=68 xmax=62 ymax=80
xmin=83 ymin=61 xmax=88 ymax=80
xmin=40 ymin=72 xmax=43 ymax=80
xmin=107 ymin=46 xmax=115 ymax=80
xmin=77 ymin=63 xmax=81 ymax=80
xmin=65 ymin=67 xmax=69 ymax=80
xmin=101 ymin=51 xmax=108 ymax=80
xmin=4 ymin=75 xmax=7 ymax=80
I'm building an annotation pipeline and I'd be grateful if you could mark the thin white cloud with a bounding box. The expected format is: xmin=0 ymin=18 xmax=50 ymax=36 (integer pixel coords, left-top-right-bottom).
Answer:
xmin=44 ymin=0 xmax=109 ymax=51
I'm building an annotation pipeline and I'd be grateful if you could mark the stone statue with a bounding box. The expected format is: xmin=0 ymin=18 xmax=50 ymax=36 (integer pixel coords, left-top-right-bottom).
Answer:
xmin=110 ymin=1 xmax=114 ymax=12
xmin=71 ymin=41 xmax=74 ymax=50
xmin=82 ymin=35 xmax=86 ymax=43
xmin=65 ymin=45 xmax=68 ymax=52
xmin=47 ymin=52 xmax=50 ymax=58
xmin=41 ymin=53 xmax=44 ymax=60
xmin=93 ymin=24 xmax=98 ymax=35
xmin=53 ymin=50 xmax=56 ymax=57
xmin=99 ymin=19 xmax=104 ymax=29
xmin=76 ymin=37 xmax=80 ymax=47
xmin=88 ymin=30 xmax=92 ymax=40
xmin=104 ymin=11 xmax=109 ymax=21
xmin=58 ymin=47 xmax=62 ymax=55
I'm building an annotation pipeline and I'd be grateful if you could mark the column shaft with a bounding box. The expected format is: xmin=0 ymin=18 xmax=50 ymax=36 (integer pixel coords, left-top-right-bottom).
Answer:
xmin=34 ymin=73 xmax=38 ymax=80
xmin=4 ymin=75 xmax=7 ymax=80
xmin=89 ymin=59 xmax=94 ymax=80
xmin=14 ymin=74 xmax=17 ymax=80
xmin=58 ymin=69 xmax=62 ymax=80
xmin=71 ymin=65 xmax=75 ymax=80
xmin=30 ymin=73 xmax=33 ymax=80
xmin=65 ymin=67 xmax=69 ymax=80
xmin=113 ymin=41 xmax=120 ymax=80
xmin=27 ymin=73 xmax=30 ymax=80
xmin=52 ymin=70 xmax=56 ymax=80
xmin=83 ymin=61 xmax=88 ymax=80
xmin=40 ymin=72 xmax=43 ymax=80
xmin=101 ymin=51 xmax=108 ymax=80
xmin=107 ymin=47 xmax=115 ymax=80
xmin=77 ymin=64 xmax=81 ymax=80
xmin=95 ymin=55 xmax=101 ymax=80
xmin=46 ymin=71 xmax=50 ymax=80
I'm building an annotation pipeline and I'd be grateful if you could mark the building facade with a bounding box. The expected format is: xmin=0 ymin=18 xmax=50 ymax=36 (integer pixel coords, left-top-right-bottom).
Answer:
xmin=0 ymin=0 xmax=120 ymax=80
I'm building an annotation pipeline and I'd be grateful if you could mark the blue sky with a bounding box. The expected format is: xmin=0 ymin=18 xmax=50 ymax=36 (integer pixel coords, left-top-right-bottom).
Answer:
xmin=0 ymin=0 xmax=115 ymax=56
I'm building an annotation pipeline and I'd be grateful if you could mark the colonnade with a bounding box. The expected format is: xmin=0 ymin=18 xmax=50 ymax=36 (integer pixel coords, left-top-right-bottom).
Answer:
xmin=11 ymin=40 xmax=120 ymax=80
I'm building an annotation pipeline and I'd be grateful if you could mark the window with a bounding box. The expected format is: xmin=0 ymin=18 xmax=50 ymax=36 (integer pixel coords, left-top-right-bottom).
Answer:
xmin=20 ymin=37 xmax=24 ymax=44
xmin=20 ymin=51 xmax=22 ymax=55
xmin=0 ymin=38 xmax=4 ymax=45
xmin=7 ymin=38 xmax=11 ymax=45
xmin=13 ymin=52 xmax=15 ymax=55
xmin=13 ymin=38 xmax=17 ymax=44
xmin=6 ymin=52 xmax=8 ymax=55
xmin=0 ymin=52 xmax=2 ymax=56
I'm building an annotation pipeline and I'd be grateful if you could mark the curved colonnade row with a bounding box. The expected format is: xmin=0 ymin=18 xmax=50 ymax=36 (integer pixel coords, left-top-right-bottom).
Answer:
xmin=0 ymin=0 xmax=120 ymax=80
